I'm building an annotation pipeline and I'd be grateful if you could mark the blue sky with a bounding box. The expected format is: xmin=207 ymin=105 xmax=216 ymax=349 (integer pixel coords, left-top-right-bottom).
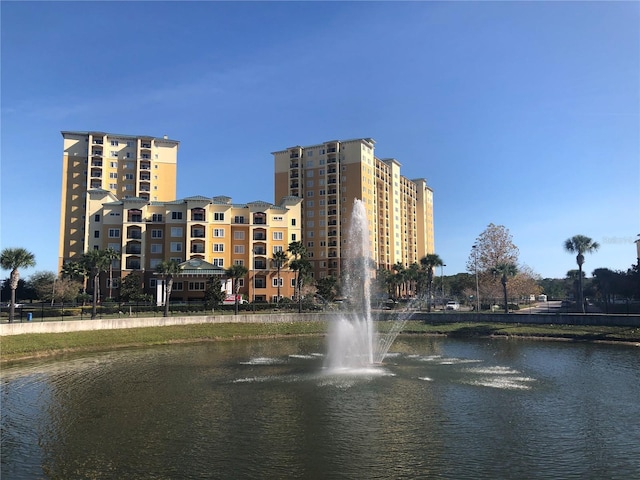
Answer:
xmin=1 ymin=1 xmax=638 ymax=280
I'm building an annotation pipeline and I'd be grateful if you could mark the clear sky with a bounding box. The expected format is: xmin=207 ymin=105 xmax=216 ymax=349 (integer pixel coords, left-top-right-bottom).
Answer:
xmin=1 ymin=1 xmax=638 ymax=281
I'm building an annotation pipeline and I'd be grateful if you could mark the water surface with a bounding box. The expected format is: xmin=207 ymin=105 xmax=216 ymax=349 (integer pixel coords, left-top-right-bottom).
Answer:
xmin=2 ymin=337 xmax=639 ymax=479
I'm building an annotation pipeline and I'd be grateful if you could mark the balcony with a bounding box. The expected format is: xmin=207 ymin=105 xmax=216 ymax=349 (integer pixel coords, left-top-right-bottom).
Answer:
xmin=253 ymin=233 xmax=266 ymax=241
xmin=191 ymin=213 xmax=205 ymax=222
xmin=290 ymin=182 xmax=299 ymax=189
xmin=90 ymin=181 xmax=102 ymax=188
xmin=191 ymin=229 xmax=205 ymax=238
xmin=126 ymin=260 xmax=141 ymax=270
xmin=190 ymin=246 xmax=205 ymax=254
xmin=91 ymin=151 xmax=103 ymax=157
xmin=290 ymin=162 xmax=299 ymax=168
xmin=328 ymin=241 xmax=337 ymax=247
xmin=127 ymin=231 xmax=142 ymax=239
xmin=253 ymin=247 xmax=266 ymax=256
xmin=328 ymin=220 xmax=337 ymax=226
xmin=254 ymin=261 xmax=267 ymax=270
xmin=141 ymin=143 xmax=152 ymax=149
xmin=290 ymin=153 xmax=299 ymax=159
xmin=290 ymin=172 xmax=299 ymax=178
xmin=140 ymin=174 xmax=151 ymax=181
xmin=92 ymin=139 xmax=104 ymax=145
xmin=328 ymin=200 xmax=337 ymax=205
xmin=139 ymin=186 xmax=150 ymax=192
xmin=91 ymin=160 xmax=103 ymax=167
xmin=126 ymin=245 xmax=141 ymax=254
xmin=328 ymin=231 xmax=337 ymax=237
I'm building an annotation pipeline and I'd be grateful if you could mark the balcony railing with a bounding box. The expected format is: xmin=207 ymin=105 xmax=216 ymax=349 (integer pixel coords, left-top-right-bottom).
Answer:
xmin=253 ymin=234 xmax=266 ymax=241
xmin=126 ymin=262 xmax=141 ymax=270
xmin=126 ymin=247 xmax=141 ymax=254
xmin=141 ymin=143 xmax=152 ymax=149
xmin=191 ymin=231 xmax=205 ymax=238
xmin=191 ymin=214 xmax=206 ymax=221
xmin=190 ymin=247 xmax=205 ymax=254
xmin=127 ymin=231 xmax=142 ymax=239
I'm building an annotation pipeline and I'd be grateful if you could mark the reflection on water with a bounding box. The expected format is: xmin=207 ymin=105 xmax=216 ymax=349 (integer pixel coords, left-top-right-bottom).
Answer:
xmin=2 ymin=337 xmax=640 ymax=479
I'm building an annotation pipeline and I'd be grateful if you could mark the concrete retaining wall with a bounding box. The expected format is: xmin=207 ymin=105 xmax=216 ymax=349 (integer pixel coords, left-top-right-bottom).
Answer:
xmin=2 ymin=311 xmax=639 ymax=336
xmin=0 ymin=313 xmax=328 ymax=336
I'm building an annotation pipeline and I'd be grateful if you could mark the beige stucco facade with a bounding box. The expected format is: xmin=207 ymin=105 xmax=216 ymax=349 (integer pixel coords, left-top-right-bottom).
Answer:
xmin=86 ymin=194 xmax=302 ymax=302
xmin=58 ymin=131 xmax=179 ymax=271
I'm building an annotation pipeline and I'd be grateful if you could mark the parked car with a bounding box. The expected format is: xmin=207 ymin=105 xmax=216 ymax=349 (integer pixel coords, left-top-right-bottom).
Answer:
xmin=446 ymin=301 xmax=460 ymax=311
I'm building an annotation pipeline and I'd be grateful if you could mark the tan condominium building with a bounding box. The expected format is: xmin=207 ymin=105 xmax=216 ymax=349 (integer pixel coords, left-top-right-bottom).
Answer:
xmin=85 ymin=190 xmax=302 ymax=302
xmin=273 ymin=138 xmax=434 ymax=280
xmin=58 ymin=131 xmax=179 ymax=272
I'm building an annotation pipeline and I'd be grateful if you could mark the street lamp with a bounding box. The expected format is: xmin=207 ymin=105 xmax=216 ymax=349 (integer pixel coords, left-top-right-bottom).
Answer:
xmin=472 ymin=244 xmax=480 ymax=312
xmin=441 ymin=264 xmax=446 ymax=311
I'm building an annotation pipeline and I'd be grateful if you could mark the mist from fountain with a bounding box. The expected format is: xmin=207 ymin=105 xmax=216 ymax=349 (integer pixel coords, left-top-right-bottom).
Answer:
xmin=324 ymin=199 xmax=413 ymax=372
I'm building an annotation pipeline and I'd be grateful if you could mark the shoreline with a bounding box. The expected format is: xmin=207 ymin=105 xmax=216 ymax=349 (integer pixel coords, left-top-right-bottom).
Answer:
xmin=2 ymin=320 xmax=639 ymax=364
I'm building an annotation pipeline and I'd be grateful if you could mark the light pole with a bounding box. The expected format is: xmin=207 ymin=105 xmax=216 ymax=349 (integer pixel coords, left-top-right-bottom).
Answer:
xmin=472 ymin=244 xmax=480 ymax=312
xmin=441 ymin=264 xmax=446 ymax=311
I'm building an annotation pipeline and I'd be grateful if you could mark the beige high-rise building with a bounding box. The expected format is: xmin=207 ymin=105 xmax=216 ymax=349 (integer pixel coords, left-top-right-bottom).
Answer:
xmin=58 ymin=131 xmax=179 ymax=271
xmin=273 ymin=138 xmax=434 ymax=280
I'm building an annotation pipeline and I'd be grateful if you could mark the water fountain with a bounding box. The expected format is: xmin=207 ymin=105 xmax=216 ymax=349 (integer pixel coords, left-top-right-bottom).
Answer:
xmin=324 ymin=199 xmax=412 ymax=371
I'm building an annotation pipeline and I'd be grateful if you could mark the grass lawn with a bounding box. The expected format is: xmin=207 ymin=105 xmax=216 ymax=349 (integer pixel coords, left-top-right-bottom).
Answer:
xmin=2 ymin=320 xmax=639 ymax=363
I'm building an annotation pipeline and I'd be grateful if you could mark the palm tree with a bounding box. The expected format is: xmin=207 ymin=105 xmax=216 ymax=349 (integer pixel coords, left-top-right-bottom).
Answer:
xmin=288 ymin=241 xmax=308 ymax=311
xmin=290 ymin=257 xmax=312 ymax=313
xmin=61 ymin=260 xmax=88 ymax=296
xmin=491 ymin=262 xmax=518 ymax=313
xmin=272 ymin=250 xmax=289 ymax=303
xmin=391 ymin=262 xmax=406 ymax=299
xmin=82 ymin=249 xmax=113 ymax=319
xmin=420 ymin=254 xmax=444 ymax=312
xmin=564 ymin=235 xmax=600 ymax=313
xmin=225 ymin=264 xmax=248 ymax=315
xmin=0 ymin=248 xmax=36 ymax=323
xmin=103 ymin=247 xmax=121 ymax=300
xmin=156 ymin=260 xmax=182 ymax=317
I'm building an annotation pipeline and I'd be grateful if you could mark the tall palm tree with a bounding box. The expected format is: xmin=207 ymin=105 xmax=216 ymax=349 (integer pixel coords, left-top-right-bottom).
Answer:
xmin=491 ymin=262 xmax=518 ymax=313
xmin=103 ymin=247 xmax=121 ymax=300
xmin=225 ymin=264 xmax=248 ymax=315
xmin=156 ymin=260 xmax=182 ymax=317
xmin=0 ymin=248 xmax=36 ymax=323
xmin=82 ymin=249 xmax=113 ymax=319
xmin=272 ymin=250 xmax=289 ymax=303
xmin=391 ymin=262 xmax=406 ymax=299
xmin=420 ymin=254 xmax=444 ymax=312
xmin=564 ymin=235 xmax=600 ymax=313
xmin=407 ymin=262 xmax=421 ymax=298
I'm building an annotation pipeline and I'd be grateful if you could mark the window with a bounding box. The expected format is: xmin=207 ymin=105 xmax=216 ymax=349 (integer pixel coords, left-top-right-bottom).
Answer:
xmin=108 ymin=243 xmax=120 ymax=252
xmin=151 ymin=229 xmax=163 ymax=238
xmin=212 ymin=258 xmax=224 ymax=267
xmin=213 ymin=243 xmax=224 ymax=252
xmin=234 ymin=259 xmax=245 ymax=266
xmin=152 ymin=213 xmax=163 ymax=222
xmin=111 ymin=151 xmax=118 ymax=157
xmin=171 ymin=227 xmax=183 ymax=237
xmin=94 ymin=214 xmax=101 ymax=221
xmin=213 ymin=229 xmax=224 ymax=237
xmin=234 ymin=245 xmax=245 ymax=254
xmin=126 ymin=162 xmax=133 ymax=169
xmin=272 ymin=278 xmax=283 ymax=287
xmin=111 ymin=140 xmax=119 ymax=146
xmin=170 ymin=242 xmax=182 ymax=252
xmin=109 ymin=172 xmax=117 ymax=179
xmin=306 ymin=191 xmax=314 ymax=197
xmin=109 ymin=183 xmax=117 ymax=189
xmin=234 ymin=216 xmax=245 ymax=224
xmin=171 ymin=211 xmax=183 ymax=220
xmin=273 ymin=232 xmax=283 ymax=241
xmin=149 ymin=259 xmax=162 ymax=269
xmin=149 ymin=278 xmax=157 ymax=288
xmin=306 ymin=201 xmax=314 ymax=207
xmin=307 ymin=242 xmax=314 ymax=248
xmin=170 ymin=257 xmax=182 ymax=263
xmin=173 ymin=282 xmax=183 ymax=291
xmin=238 ymin=279 xmax=245 ymax=287
xmin=291 ymin=278 xmax=296 ymax=287
xmin=291 ymin=234 xmax=297 ymax=241
xmin=306 ymin=180 xmax=314 ymax=188
xmin=150 ymin=244 xmax=162 ymax=253
xmin=189 ymin=282 xmax=205 ymax=291
xmin=94 ymin=230 xmax=100 ymax=238
xmin=273 ymin=245 xmax=283 ymax=253
xmin=110 ymin=162 xmax=117 ymax=168
xmin=125 ymin=152 xmax=131 ymax=158
xmin=234 ymin=231 xmax=244 ymax=240
xmin=307 ymin=221 xmax=314 ymax=228
xmin=107 ymin=278 xmax=120 ymax=288
xmin=214 ymin=212 xmax=225 ymax=221
xmin=127 ymin=141 xmax=134 ymax=147
xmin=108 ymin=228 xmax=120 ymax=238
xmin=124 ymin=184 xmax=133 ymax=191
xmin=124 ymin=173 xmax=134 ymax=180
xmin=291 ymin=219 xmax=296 ymax=226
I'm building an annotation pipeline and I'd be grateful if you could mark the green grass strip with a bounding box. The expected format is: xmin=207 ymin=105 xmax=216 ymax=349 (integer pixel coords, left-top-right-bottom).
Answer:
xmin=2 ymin=321 xmax=639 ymax=363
